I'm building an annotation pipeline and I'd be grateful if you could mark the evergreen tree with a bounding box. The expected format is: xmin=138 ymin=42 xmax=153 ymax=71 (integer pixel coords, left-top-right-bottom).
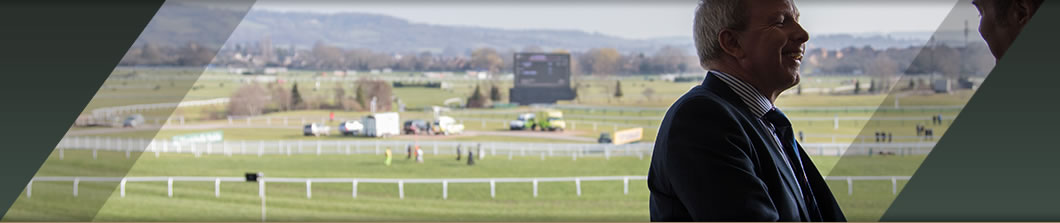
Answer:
xmin=853 ymin=80 xmax=861 ymax=94
xmin=614 ymin=80 xmax=624 ymax=98
xmin=489 ymin=85 xmax=502 ymax=102
xmin=291 ymin=83 xmax=304 ymax=109
xmin=869 ymin=79 xmax=877 ymax=93
xmin=467 ymin=85 xmax=487 ymax=108
xmin=355 ymin=83 xmax=366 ymax=110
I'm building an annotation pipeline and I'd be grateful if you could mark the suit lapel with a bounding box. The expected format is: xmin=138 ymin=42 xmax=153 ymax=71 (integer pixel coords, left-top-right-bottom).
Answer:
xmin=700 ymin=73 xmax=811 ymax=219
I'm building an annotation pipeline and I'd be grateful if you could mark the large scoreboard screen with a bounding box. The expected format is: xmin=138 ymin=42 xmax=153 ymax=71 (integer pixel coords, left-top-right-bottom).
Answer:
xmin=513 ymin=53 xmax=570 ymax=88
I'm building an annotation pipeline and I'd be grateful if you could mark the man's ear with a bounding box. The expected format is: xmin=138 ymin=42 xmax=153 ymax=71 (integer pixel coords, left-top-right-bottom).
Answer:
xmin=1013 ymin=0 xmax=1038 ymax=27
xmin=718 ymin=29 xmax=744 ymax=59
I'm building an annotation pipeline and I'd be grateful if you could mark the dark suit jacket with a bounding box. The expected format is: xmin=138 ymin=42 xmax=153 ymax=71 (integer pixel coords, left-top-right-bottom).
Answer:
xmin=648 ymin=74 xmax=845 ymax=221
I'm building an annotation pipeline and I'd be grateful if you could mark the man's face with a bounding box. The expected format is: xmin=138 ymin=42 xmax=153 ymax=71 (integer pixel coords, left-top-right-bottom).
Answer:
xmin=736 ymin=0 xmax=808 ymax=92
xmin=973 ymin=0 xmax=1016 ymax=61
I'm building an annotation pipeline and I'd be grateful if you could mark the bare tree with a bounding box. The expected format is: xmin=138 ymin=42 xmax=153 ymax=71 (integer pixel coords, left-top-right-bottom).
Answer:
xmin=312 ymin=41 xmax=344 ymax=69
xmin=652 ymin=46 xmax=691 ymax=73
xmin=333 ymin=83 xmax=346 ymax=110
xmin=642 ymin=87 xmax=655 ymax=101
xmin=229 ymin=84 xmax=268 ymax=116
xmin=355 ymin=78 xmax=393 ymax=112
xmin=268 ymin=83 xmax=291 ymax=111
xmin=582 ymin=48 xmax=621 ymax=75
xmin=471 ymin=47 xmax=504 ymax=74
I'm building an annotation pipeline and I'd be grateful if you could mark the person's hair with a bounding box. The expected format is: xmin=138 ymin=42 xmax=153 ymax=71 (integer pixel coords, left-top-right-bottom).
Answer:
xmin=990 ymin=0 xmax=1044 ymax=25
xmin=693 ymin=0 xmax=748 ymax=68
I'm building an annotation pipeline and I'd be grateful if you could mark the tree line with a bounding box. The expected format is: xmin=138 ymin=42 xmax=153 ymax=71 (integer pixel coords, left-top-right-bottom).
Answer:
xmin=227 ymin=78 xmax=395 ymax=116
xmin=122 ymin=40 xmax=995 ymax=79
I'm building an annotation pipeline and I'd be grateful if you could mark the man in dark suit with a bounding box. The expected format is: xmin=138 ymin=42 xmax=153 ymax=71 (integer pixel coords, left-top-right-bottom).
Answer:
xmin=648 ymin=0 xmax=845 ymax=221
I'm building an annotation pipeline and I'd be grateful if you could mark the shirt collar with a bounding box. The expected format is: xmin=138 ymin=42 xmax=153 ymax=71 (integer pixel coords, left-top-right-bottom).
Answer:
xmin=709 ymin=70 xmax=774 ymax=118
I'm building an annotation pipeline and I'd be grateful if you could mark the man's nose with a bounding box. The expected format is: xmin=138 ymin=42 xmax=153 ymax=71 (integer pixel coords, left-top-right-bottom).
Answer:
xmin=790 ymin=21 xmax=809 ymax=44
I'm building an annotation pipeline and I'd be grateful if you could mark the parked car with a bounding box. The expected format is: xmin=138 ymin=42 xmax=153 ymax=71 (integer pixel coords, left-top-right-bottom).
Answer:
xmin=403 ymin=120 xmax=431 ymax=135
xmin=338 ymin=120 xmax=364 ymax=136
xmin=509 ymin=113 xmax=535 ymax=130
xmin=303 ymin=123 xmax=331 ymax=136
xmin=598 ymin=133 xmax=613 ymax=144
xmin=123 ymin=114 xmax=144 ymax=128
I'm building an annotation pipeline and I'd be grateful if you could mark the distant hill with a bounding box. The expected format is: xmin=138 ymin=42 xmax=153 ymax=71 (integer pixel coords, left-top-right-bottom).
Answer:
xmin=224 ymin=10 xmax=699 ymax=55
xmin=136 ymin=3 xmax=951 ymax=55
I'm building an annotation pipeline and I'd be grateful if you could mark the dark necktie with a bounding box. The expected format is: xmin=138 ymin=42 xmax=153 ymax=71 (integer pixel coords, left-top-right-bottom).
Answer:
xmin=764 ymin=108 xmax=823 ymax=221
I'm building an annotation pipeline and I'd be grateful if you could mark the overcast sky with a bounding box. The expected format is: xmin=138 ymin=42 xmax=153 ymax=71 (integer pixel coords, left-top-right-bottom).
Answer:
xmin=253 ymin=0 xmax=966 ymax=40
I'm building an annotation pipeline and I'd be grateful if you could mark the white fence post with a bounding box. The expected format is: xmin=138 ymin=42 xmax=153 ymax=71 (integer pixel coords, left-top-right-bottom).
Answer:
xmin=215 ymin=178 xmax=221 ymax=198
xmin=624 ymin=177 xmax=630 ymax=195
xmin=26 ymin=180 xmax=32 ymax=198
xmin=258 ymin=177 xmax=265 ymax=198
xmin=532 ymin=179 xmax=538 ymax=198
xmin=575 ymin=178 xmax=582 ymax=196
xmin=442 ymin=180 xmax=448 ymax=200
xmin=167 ymin=177 xmax=173 ymax=197
xmin=847 ymin=177 xmax=853 ymax=195
xmin=120 ymin=179 xmax=126 ymax=197
xmin=352 ymin=180 xmax=358 ymax=198
xmin=398 ymin=180 xmax=405 ymax=199
xmin=73 ymin=177 xmax=79 ymax=197
xmin=306 ymin=180 xmax=312 ymax=199
xmin=125 ymin=139 xmax=130 ymax=159
xmin=892 ymin=177 xmax=898 ymax=195
xmin=490 ymin=180 xmax=496 ymax=199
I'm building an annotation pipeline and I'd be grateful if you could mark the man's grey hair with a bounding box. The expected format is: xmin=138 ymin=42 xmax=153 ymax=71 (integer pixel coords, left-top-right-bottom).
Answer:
xmin=693 ymin=0 xmax=748 ymax=69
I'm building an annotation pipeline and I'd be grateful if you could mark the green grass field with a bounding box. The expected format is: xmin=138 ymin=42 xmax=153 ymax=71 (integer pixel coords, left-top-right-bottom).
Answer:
xmin=37 ymin=69 xmax=972 ymax=221
xmin=5 ymin=149 xmax=924 ymax=222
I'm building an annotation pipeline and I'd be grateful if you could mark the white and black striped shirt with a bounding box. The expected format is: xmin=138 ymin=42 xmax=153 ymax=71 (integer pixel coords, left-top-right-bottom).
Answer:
xmin=709 ymin=70 xmax=774 ymax=118
xmin=709 ymin=70 xmax=802 ymax=189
